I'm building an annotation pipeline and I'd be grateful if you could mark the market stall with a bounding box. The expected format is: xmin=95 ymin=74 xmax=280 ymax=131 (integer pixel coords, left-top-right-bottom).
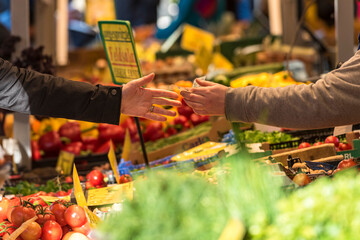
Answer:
xmin=0 ymin=0 xmax=360 ymax=239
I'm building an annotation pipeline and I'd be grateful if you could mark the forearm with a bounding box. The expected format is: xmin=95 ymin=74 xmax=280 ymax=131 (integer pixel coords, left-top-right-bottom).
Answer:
xmin=0 ymin=58 xmax=122 ymax=124
xmin=225 ymin=51 xmax=360 ymax=129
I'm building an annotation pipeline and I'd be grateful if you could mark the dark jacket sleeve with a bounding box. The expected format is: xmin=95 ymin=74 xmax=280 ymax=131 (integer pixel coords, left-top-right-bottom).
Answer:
xmin=0 ymin=58 xmax=122 ymax=125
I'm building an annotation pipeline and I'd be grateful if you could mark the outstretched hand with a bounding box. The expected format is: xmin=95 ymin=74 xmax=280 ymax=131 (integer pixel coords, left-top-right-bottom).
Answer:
xmin=180 ymin=78 xmax=228 ymax=116
xmin=121 ymin=73 xmax=181 ymax=121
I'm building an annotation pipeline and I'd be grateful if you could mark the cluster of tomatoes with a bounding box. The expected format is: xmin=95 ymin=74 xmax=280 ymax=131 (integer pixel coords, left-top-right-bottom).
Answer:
xmin=298 ymin=135 xmax=352 ymax=151
xmin=0 ymin=197 xmax=91 ymax=240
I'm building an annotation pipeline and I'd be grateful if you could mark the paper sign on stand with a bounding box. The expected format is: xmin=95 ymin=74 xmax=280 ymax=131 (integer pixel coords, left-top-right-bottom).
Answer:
xmin=108 ymin=140 xmax=120 ymax=184
xmin=98 ymin=20 xmax=150 ymax=167
xmin=98 ymin=21 xmax=141 ymax=85
xmin=56 ymin=151 xmax=75 ymax=175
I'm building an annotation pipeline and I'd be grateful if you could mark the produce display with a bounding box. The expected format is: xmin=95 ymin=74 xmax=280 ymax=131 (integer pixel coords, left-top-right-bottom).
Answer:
xmin=0 ymin=197 xmax=92 ymax=240
xmin=3 ymin=9 xmax=359 ymax=240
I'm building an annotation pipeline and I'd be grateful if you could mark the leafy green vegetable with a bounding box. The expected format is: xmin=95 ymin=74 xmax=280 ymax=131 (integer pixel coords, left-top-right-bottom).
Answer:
xmin=5 ymin=179 xmax=72 ymax=196
xmin=237 ymin=130 xmax=295 ymax=144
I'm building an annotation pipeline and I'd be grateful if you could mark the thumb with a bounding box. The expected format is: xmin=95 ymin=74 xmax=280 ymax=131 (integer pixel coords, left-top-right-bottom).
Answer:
xmin=132 ymin=73 xmax=155 ymax=87
xmin=196 ymin=78 xmax=216 ymax=87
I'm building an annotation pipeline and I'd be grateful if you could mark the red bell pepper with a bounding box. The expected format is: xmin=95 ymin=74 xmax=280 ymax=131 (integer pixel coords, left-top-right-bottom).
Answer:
xmin=120 ymin=118 xmax=138 ymax=137
xmin=98 ymin=123 xmax=125 ymax=144
xmin=190 ymin=113 xmax=209 ymax=126
xmin=58 ymin=121 xmax=82 ymax=142
xmin=61 ymin=141 xmax=83 ymax=155
xmin=95 ymin=140 xmax=116 ymax=154
xmin=81 ymin=136 xmax=99 ymax=153
xmin=31 ymin=140 xmax=41 ymax=161
xmin=38 ymin=131 xmax=62 ymax=157
xmin=173 ymin=115 xmax=190 ymax=132
xmin=143 ymin=122 xmax=164 ymax=142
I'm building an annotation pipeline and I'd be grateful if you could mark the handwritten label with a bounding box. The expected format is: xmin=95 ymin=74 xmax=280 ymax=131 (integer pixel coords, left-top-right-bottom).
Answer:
xmin=108 ymin=140 xmax=120 ymax=184
xmin=98 ymin=21 xmax=142 ymax=84
xmin=56 ymin=151 xmax=75 ymax=175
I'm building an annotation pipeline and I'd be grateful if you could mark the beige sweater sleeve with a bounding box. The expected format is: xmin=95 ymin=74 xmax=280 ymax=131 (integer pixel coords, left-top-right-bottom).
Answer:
xmin=225 ymin=51 xmax=360 ymax=129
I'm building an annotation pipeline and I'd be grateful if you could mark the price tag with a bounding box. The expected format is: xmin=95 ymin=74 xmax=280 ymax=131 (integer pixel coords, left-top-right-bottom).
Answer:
xmin=87 ymin=182 xmax=133 ymax=206
xmin=56 ymin=151 xmax=75 ymax=175
xmin=72 ymin=164 xmax=87 ymax=207
xmin=72 ymin=164 xmax=101 ymax=227
xmin=121 ymin=129 xmax=131 ymax=162
xmin=218 ymin=218 xmax=245 ymax=240
xmin=333 ymin=125 xmax=353 ymax=136
xmin=98 ymin=20 xmax=142 ymax=85
xmin=40 ymin=196 xmax=71 ymax=203
xmin=108 ymin=140 xmax=120 ymax=184
xmin=181 ymin=24 xmax=215 ymax=52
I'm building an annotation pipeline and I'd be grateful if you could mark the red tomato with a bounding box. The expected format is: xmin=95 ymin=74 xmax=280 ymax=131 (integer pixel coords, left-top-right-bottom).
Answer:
xmin=64 ymin=205 xmax=87 ymax=228
xmin=85 ymin=181 xmax=95 ymax=190
xmin=21 ymin=221 xmax=42 ymax=240
xmin=41 ymin=220 xmax=62 ymax=240
xmin=0 ymin=198 xmax=9 ymax=222
xmin=292 ymin=173 xmax=311 ymax=186
xmin=62 ymin=232 xmax=90 ymax=240
xmin=325 ymin=136 xmax=340 ymax=147
xmin=11 ymin=206 xmax=36 ymax=227
xmin=313 ymin=142 xmax=324 ymax=146
xmin=298 ymin=142 xmax=311 ymax=149
xmin=337 ymin=159 xmax=357 ymax=169
xmin=7 ymin=197 xmax=21 ymax=222
xmin=56 ymin=191 xmax=68 ymax=197
xmin=86 ymin=170 xmax=104 ymax=187
xmin=0 ymin=221 xmax=14 ymax=237
xmin=72 ymin=222 xmax=91 ymax=236
xmin=36 ymin=208 xmax=56 ymax=226
xmin=2 ymin=227 xmax=21 ymax=240
xmin=49 ymin=202 xmax=68 ymax=226
xmin=339 ymin=142 xmax=352 ymax=151
xmin=65 ymin=176 xmax=73 ymax=183
xmin=29 ymin=197 xmax=47 ymax=207
xmin=62 ymin=225 xmax=72 ymax=237
xmin=119 ymin=174 xmax=133 ymax=184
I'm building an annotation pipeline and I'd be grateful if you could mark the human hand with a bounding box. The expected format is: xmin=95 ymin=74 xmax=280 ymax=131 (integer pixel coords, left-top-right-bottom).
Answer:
xmin=180 ymin=79 xmax=228 ymax=116
xmin=121 ymin=73 xmax=181 ymax=121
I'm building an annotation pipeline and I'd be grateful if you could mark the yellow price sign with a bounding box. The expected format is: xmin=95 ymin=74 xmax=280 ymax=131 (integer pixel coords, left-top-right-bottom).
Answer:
xmin=108 ymin=140 xmax=120 ymax=184
xmin=98 ymin=20 xmax=142 ymax=85
xmin=56 ymin=151 xmax=75 ymax=175
xmin=87 ymin=182 xmax=133 ymax=206
xmin=121 ymin=129 xmax=131 ymax=162
xmin=73 ymin=164 xmax=101 ymax=227
xmin=181 ymin=24 xmax=215 ymax=52
xmin=72 ymin=164 xmax=87 ymax=208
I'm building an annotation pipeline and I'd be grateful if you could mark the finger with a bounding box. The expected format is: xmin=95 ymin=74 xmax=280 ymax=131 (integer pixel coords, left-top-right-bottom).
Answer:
xmin=143 ymin=112 xmax=167 ymax=122
xmin=149 ymin=89 xmax=179 ymax=99
xmin=183 ymin=101 xmax=204 ymax=110
xmin=152 ymin=106 xmax=177 ymax=117
xmin=132 ymin=73 xmax=155 ymax=87
xmin=180 ymin=92 xmax=206 ymax=104
xmin=196 ymin=79 xmax=216 ymax=87
xmin=152 ymin=98 xmax=181 ymax=107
